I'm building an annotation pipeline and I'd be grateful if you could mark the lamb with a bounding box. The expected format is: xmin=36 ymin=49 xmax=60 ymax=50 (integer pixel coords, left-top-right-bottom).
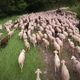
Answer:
xmin=71 ymin=56 xmax=80 ymax=75
xmin=54 ymin=50 xmax=60 ymax=73
xmin=61 ymin=60 xmax=70 ymax=80
xmin=18 ymin=49 xmax=25 ymax=72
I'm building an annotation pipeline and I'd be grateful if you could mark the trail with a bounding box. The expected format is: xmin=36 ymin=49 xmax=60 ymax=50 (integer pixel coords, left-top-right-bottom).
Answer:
xmin=38 ymin=39 xmax=80 ymax=80
xmin=38 ymin=45 xmax=61 ymax=80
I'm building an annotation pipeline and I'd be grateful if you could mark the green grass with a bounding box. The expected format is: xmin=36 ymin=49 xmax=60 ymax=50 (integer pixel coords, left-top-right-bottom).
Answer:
xmin=0 ymin=17 xmax=44 ymax=80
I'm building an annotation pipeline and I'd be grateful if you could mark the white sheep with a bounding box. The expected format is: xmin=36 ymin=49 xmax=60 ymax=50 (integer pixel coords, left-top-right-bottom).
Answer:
xmin=54 ymin=50 xmax=60 ymax=73
xmin=71 ymin=56 xmax=80 ymax=75
xmin=18 ymin=49 xmax=25 ymax=72
xmin=61 ymin=60 xmax=70 ymax=80
xmin=53 ymin=38 xmax=61 ymax=53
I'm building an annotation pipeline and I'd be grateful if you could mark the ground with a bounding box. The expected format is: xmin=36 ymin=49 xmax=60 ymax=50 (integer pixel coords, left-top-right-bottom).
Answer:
xmin=0 ymin=15 xmax=80 ymax=80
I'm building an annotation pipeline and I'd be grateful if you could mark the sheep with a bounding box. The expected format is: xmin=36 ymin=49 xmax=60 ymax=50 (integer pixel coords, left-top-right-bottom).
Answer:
xmin=54 ymin=50 xmax=60 ymax=73
xmin=61 ymin=60 xmax=70 ymax=80
xmin=70 ymin=33 xmax=80 ymax=43
xmin=56 ymin=37 xmax=63 ymax=48
xmin=68 ymin=39 xmax=75 ymax=49
xmin=53 ymin=38 xmax=61 ymax=54
xmin=24 ymin=39 xmax=30 ymax=50
xmin=27 ymin=29 xmax=31 ymax=37
xmin=43 ymin=33 xmax=48 ymax=39
xmin=18 ymin=49 xmax=25 ymax=72
xmin=39 ymin=26 xmax=44 ymax=31
xmin=38 ymin=31 xmax=43 ymax=38
xmin=18 ymin=29 xmax=24 ymax=39
xmin=48 ymin=34 xmax=54 ymax=41
xmin=0 ymin=35 xmax=9 ymax=48
xmin=42 ymin=38 xmax=49 ymax=48
xmin=57 ymin=33 xmax=66 ymax=40
xmin=36 ymin=33 xmax=41 ymax=43
xmin=63 ymin=30 xmax=68 ymax=37
xmin=23 ymin=31 xmax=27 ymax=39
xmin=29 ymin=36 xmax=37 ymax=47
xmin=75 ymin=46 xmax=80 ymax=53
xmin=45 ymin=29 xmax=52 ymax=36
xmin=8 ymin=29 xmax=15 ymax=37
xmin=71 ymin=56 xmax=80 ymax=75
xmin=5 ymin=26 xmax=11 ymax=32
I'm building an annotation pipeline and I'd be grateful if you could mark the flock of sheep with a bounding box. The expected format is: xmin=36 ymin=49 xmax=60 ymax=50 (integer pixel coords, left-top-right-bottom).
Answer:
xmin=0 ymin=8 xmax=80 ymax=80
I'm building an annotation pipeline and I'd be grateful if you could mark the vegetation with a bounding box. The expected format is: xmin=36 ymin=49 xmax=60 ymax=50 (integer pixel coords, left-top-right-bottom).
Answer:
xmin=0 ymin=0 xmax=80 ymax=18
xmin=0 ymin=17 xmax=44 ymax=80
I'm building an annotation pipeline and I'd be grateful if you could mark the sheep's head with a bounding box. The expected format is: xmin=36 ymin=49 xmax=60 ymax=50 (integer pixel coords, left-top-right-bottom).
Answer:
xmin=61 ymin=60 xmax=65 ymax=64
xmin=54 ymin=50 xmax=58 ymax=54
xmin=71 ymin=56 xmax=76 ymax=60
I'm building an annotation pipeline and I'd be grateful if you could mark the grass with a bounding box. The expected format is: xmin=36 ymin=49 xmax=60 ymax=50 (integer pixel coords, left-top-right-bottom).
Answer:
xmin=0 ymin=17 xmax=44 ymax=80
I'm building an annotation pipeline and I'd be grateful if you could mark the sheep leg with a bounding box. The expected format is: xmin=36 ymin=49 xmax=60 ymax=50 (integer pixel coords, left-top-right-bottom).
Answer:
xmin=19 ymin=64 xmax=23 ymax=72
xmin=55 ymin=66 xmax=56 ymax=73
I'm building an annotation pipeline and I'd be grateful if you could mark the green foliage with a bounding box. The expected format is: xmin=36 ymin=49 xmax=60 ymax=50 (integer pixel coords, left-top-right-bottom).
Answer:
xmin=0 ymin=0 xmax=80 ymax=17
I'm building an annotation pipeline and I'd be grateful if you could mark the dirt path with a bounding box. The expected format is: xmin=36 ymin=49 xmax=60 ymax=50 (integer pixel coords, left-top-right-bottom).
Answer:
xmin=38 ymin=39 xmax=80 ymax=80
xmin=38 ymin=45 xmax=61 ymax=80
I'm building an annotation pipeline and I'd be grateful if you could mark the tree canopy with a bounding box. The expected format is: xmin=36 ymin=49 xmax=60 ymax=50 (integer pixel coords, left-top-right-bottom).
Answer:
xmin=0 ymin=0 xmax=79 ymax=17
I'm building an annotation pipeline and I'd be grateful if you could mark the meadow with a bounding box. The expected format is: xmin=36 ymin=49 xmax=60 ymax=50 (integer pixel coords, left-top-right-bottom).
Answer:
xmin=0 ymin=17 xmax=44 ymax=80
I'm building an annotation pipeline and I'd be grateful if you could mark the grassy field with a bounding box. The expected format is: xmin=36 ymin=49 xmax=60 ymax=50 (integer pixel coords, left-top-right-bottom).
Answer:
xmin=0 ymin=17 xmax=44 ymax=80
